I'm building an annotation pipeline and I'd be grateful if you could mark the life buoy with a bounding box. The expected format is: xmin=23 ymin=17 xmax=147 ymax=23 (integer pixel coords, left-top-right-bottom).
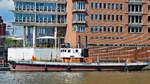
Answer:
xmin=67 ymin=66 xmax=71 ymax=71
xmin=44 ymin=65 xmax=48 ymax=72
xmin=124 ymin=67 xmax=128 ymax=72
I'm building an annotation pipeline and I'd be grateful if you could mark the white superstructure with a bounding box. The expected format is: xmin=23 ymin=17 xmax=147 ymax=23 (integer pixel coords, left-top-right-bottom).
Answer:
xmin=60 ymin=48 xmax=83 ymax=58
xmin=8 ymin=48 xmax=60 ymax=61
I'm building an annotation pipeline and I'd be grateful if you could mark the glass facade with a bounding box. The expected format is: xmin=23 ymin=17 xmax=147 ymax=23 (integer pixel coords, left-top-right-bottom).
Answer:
xmin=15 ymin=1 xmax=66 ymax=12
xmin=14 ymin=1 xmax=66 ymax=24
xmin=73 ymin=25 xmax=85 ymax=32
xmin=14 ymin=1 xmax=67 ymax=47
xmin=73 ymin=13 xmax=86 ymax=22
xmin=73 ymin=1 xmax=86 ymax=10
xmin=72 ymin=1 xmax=86 ymax=32
xmin=15 ymin=13 xmax=66 ymax=24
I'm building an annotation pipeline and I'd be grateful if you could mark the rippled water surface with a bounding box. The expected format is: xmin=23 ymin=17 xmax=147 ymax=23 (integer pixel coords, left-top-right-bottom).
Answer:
xmin=0 ymin=71 xmax=150 ymax=84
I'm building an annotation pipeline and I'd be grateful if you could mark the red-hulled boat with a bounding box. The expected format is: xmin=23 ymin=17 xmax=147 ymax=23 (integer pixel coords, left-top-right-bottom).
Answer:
xmin=9 ymin=60 xmax=148 ymax=71
xmin=8 ymin=48 xmax=149 ymax=71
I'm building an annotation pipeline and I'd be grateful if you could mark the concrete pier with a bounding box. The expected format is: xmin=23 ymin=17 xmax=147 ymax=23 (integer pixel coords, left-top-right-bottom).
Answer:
xmin=0 ymin=64 xmax=10 ymax=71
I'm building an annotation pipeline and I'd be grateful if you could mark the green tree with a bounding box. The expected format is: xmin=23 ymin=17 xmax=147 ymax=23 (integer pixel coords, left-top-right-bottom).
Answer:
xmin=4 ymin=38 xmax=21 ymax=47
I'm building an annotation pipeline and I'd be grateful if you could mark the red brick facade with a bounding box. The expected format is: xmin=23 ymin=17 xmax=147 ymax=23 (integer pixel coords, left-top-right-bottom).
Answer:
xmin=0 ymin=16 xmax=6 ymax=45
xmin=65 ymin=0 xmax=150 ymax=60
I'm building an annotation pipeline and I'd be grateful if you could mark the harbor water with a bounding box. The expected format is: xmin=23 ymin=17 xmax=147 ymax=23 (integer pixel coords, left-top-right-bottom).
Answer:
xmin=0 ymin=71 xmax=150 ymax=84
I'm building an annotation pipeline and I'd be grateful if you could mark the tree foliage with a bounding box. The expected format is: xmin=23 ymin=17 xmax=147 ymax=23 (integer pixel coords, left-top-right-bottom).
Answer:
xmin=4 ymin=38 xmax=21 ymax=47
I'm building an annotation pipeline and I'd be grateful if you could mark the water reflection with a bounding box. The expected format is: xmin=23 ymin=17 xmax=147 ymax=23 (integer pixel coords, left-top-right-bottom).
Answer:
xmin=0 ymin=71 xmax=150 ymax=84
xmin=57 ymin=72 xmax=84 ymax=84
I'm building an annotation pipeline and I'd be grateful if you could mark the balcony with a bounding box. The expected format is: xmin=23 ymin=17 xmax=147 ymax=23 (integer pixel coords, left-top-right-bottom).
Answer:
xmin=127 ymin=23 xmax=143 ymax=26
xmin=72 ymin=20 xmax=86 ymax=24
xmin=127 ymin=12 xmax=143 ymax=15
xmin=125 ymin=0 xmax=146 ymax=4
xmin=12 ymin=22 xmax=67 ymax=27
xmin=13 ymin=0 xmax=67 ymax=3
xmin=72 ymin=9 xmax=86 ymax=13
xmin=72 ymin=0 xmax=87 ymax=2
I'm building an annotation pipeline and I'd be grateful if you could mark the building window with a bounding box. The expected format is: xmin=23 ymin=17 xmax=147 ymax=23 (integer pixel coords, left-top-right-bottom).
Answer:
xmin=108 ymin=3 xmax=111 ymax=9
xmin=91 ymin=2 xmax=94 ymax=9
xmin=116 ymin=26 xmax=119 ymax=32
xmin=128 ymin=5 xmax=130 ymax=12
xmin=116 ymin=15 xmax=119 ymax=21
xmin=36 ymin=3 xmax=39 ymax=11
xmin=104 ymin=15 xmax=106 ymax=21
xmin=120 ymin=15 xmax=123 ymax=21
xmin=95 ymin=3 xmax=98 ymax=9
xmin=136 ymin=5 xmax=138 ymax=12
xmin=95 ymin=26 xmax=98 ymax=32
xmin=73 ymin=13 xmax=86 ymax=22
xmin=112 ymin=15 xmax=114 ymax=21
xmin=112 ymin=3 xmax=114 ymax=10
xmin=112 ymin=26 xmax=115 ymax=32
xmin=128 ymin=27 xmax=131 ymax=33
xmin=18 ymin=2 xmax=22 ymax=10
xmin=120 ymin=26 xmax=123 ymax=32
xmin=148 ymin=27 xmax=150 ymax=33
xmin=104 ymin=3 xmax=106 ymax=9
xmin=139 ymin=5 xmax=142 ymax=12
xmin=40 ymin=3 xmax=44 ymax=11
xmin=139 ymin=16 xmax=142 ymax=23
xmin=104 ymin=26 xmax=106 ymax=32
xmin=148 ymin=16 xmax=150 ymax=22
xmin=31 ymin=3 xmax=34 ymax=11
xmin=15 ymin=2 xmax=19 ymax=10
xmin=99 ymin=26 xmax=102 ymax=32
xmin=27 ymin=2 xmax=30 ymax=10
xmin=120 ymin=4 xmax=123 ymax=10
xmin=148 ymin=5 xmax=150 ymax=11
xmin=139 ymin=27 xmax=142 ymax=32
xmin=128 ymin=27 xmax=142 ymax=33
xmin=108 ymin=26 xmax=111 ymax=32
xmin=116 ymin=3 xmax=119 ymax=10
xmin=99 ymin=3 xmax=102 ymax=9
xmin=46 ymin=3 xmax=56 ymax=12
xmin=108 ymin=15 xmax=110 ymax=21
xmin=95 ymin=14 xmax=98 ymax=21
xmin=99 ymin=14 xmax=102 ymax=20
xmin=91 ymin=26 xmax=94 ymax=32
xmin=131 ymin=16 xmax=134 ymax=23
xmin=44 ymin=3 xmax=47 ymax=11
xmin=22 ymin=2 xmax=26 ymax=10
xmin=91 ymin=14 xmax=94 ymax=21
xmin=73 ymin=25 xmax=85 ymax=32
xmin=73 ymin=1 xmax=86 ymax=11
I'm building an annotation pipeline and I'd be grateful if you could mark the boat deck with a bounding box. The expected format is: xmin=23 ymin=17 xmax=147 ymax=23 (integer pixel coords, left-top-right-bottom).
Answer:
xmin=12 ymin=60 xmax=149 ymax=67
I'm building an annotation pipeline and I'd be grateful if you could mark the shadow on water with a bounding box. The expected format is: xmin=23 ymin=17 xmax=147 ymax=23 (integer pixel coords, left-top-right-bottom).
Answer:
xmin=0 ymin=71 xmax=150 ymax=84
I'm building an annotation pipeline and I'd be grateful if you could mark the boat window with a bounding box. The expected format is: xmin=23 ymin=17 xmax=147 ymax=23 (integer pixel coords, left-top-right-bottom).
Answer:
xmin=76 ymin=50 xmax=78 ymax=52
xmin=61 ymin=50 xmax=63 ymax=52
xmin=68 ymin=50 xmax=71 ymax=53
xmin=64 ymin=50 xmax=66 ymax=52
xmin=70 ymin=56 xmax=74 ymax=57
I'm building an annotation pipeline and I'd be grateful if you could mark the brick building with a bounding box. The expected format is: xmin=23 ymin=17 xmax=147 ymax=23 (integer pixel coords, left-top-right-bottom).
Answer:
xmin=12 ymin=0 xmax=150 ymax=61
xmin=0 ymin=16 xmax=6 ymax=62
xmin=0 ymin=16 xmax=6 ymax=46
xmin=65 ymin=0 xmax=150 ymax=61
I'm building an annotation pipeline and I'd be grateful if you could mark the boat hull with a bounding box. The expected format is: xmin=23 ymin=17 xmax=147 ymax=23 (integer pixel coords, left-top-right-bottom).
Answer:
xmin=9 ymin=61 xmax=148 ymax=71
